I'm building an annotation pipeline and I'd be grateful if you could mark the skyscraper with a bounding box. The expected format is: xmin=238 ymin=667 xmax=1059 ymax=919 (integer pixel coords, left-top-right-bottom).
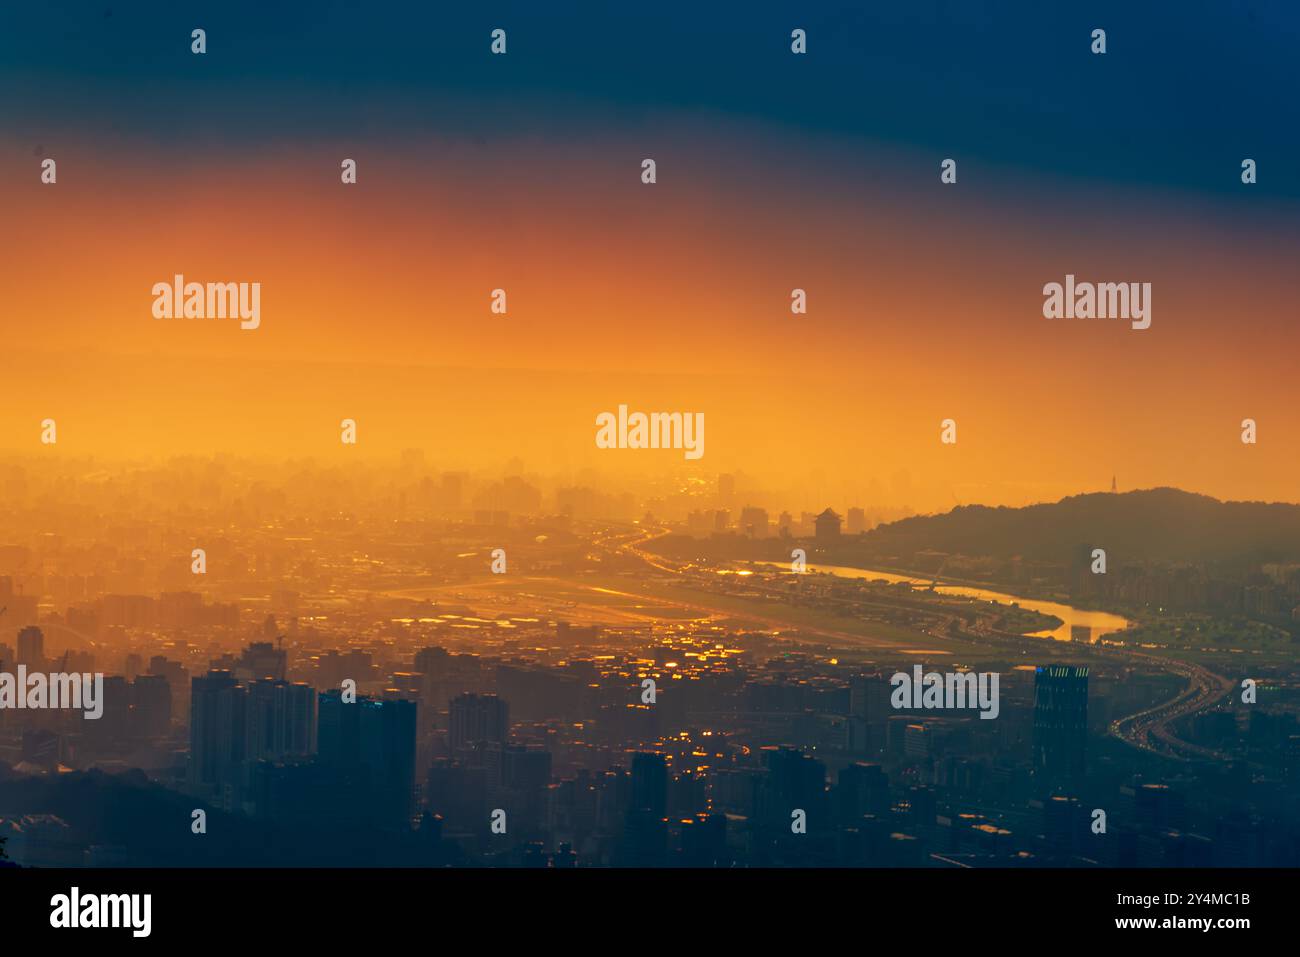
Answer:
xmin=317 ymin=687 xmax=359 ymax=765
xmin=318 ymin=689 xmax=417 ymax=829
xmin=245 ymin=679 xmax=317 ymax=762
xmin=83 ymin=676 xmax=131 ymax=750
xmin=189 ymin=670 xmax=247 ymax=807
xmin=364 ymin=696 xmax=418 ymax=827
xmin=761 ymin=747 xmax=827 ymax=828
xmin=1033 ymin=665 xmax=1089 ymax=789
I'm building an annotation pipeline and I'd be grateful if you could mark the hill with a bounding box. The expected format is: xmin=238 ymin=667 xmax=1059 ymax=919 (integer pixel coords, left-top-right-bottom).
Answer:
xmin=857 ymin=488 xmax=1300 ymax=566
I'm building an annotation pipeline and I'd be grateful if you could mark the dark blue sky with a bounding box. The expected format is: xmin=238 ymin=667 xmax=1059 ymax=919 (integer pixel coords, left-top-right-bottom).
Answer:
xmin=2 ymin=1 xmax=1298 ymax=200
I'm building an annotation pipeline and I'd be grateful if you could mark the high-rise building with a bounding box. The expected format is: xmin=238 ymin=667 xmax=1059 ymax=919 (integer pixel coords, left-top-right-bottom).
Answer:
xmin=760 ymin=747 xmax=827 ymax=828
xmin=495 ymin=742 xmax=551 ymax=793
xmin=16 ymin=626 xmax=43 ymax=669
xmin=189 ymin=670 xmax=247 ymax=806
xmin=132 ymin=673 xmax=172 ymax=739
xmin=1033 ymin=665 xmax=1089 ymax=789
xmin=619 ymin=807 xmax=669 ymax=866
xmin=449 ymin=693 xmax=509 ymax=755
xmin=364 ymin=696 xmax=418 ymax=827
xmin=318 ymin=690 xmax=418 ymax=829
xmin=837 ymin=762 xmax=889 ymax=821
xmin=414 ymin=645 xmax=449 ymax=678
xmin=84 ymin=676 xmax=131 ymax=750
xmin=317 ymin=688 xmax=358 ymax=765
xmin=245 ymin=679 xmax=317 ymax=761
xmin=480 ymin=741 xmax=553 ymax=836
xmin=630 ymin=752 xmax=668 ymax=817
xmin=149 ymin=656 xmax=190 ymax=728
xmin=848 ymin=674 xmax=891 ymax=753
xmin=425 ymin=759 xmax=489 ymax=831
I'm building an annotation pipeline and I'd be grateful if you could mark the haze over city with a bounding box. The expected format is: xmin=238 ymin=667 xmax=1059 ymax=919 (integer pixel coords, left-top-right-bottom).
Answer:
xmin=0 ymin=5 xmax=1296 ymax=939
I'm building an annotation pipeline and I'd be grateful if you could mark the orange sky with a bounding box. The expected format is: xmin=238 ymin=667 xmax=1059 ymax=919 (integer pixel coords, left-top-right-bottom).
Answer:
xmin=3 ymin=125 xmax=1298 ymax=509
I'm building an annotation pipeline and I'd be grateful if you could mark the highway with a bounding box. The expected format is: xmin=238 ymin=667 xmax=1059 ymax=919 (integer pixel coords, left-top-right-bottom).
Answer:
xmin=610 ymin=523 xmax=1237 ymax=764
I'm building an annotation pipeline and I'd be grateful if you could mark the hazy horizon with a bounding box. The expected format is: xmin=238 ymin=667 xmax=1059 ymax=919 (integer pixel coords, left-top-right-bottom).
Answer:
xmin=0 ymin=449 xmax=1295 ymax=519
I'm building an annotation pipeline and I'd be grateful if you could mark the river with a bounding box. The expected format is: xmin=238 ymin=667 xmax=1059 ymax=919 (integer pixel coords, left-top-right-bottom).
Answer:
xmin=756 ymin=561 xmax=1130 ymax=643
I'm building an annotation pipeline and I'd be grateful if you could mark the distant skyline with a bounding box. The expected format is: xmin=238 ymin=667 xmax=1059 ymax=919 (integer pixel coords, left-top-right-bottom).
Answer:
xmin=0 ymin=451 xmax=1292 ymax=520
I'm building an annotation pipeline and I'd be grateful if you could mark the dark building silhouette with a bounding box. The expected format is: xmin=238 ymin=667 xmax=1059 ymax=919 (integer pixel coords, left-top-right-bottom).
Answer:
xmin=630 ymin=752 xmax=668 ymax=818
xmin=759 ymin=746 xmax=827 ymax=831
xmin=189 ymin=670 xmax=246 ymax=807
xmin=449 ymin=692 xmax=509 ymax=754
xmin=838 ymin=761 xmax=890 ymax=822
xmin=680 ymin=813 xmax=729 ymax=867
xmin=16 ymin=626 xmax=43 ymax=668
xmin=814 ymin=508 xmax=842 ymax=540
xmin=1033 ymin=665 xmax=1089 ymax=789
xmin=149 ymin=656 xmax=191 ymax=726
xmin=245 ymin=679 xmax=317 ymax=761
xmin=619 ymin=807 xmax=668 ymax=866
xmin=83 ymin=676 xmax=130 ymax=751
xmin=131 ymin=673 xmax=172 ymax=739
xmin=318 ymin=690 xmax=417 ymax=829
xmin=190 ymin=671 xmax=318 ymax=811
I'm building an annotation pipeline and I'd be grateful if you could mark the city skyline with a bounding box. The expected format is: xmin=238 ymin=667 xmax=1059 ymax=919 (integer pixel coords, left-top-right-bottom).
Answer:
xmin=0 ymin=3 xmax=1294 ymax=936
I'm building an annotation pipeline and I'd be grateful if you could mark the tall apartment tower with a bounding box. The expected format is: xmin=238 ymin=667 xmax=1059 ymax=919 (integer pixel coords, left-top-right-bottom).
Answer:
xmin=1033 ymin=665 xmax=1089 ymax=790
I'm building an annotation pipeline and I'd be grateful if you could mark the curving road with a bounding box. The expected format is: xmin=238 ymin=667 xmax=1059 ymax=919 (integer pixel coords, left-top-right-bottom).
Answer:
xmin=614 ymin=524 xmax=1238 ymax=764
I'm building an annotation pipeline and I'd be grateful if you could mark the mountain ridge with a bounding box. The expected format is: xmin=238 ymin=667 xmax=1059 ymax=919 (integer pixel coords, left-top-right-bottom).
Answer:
xmin=856 ymin=487 xmax=1300 ymax=566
